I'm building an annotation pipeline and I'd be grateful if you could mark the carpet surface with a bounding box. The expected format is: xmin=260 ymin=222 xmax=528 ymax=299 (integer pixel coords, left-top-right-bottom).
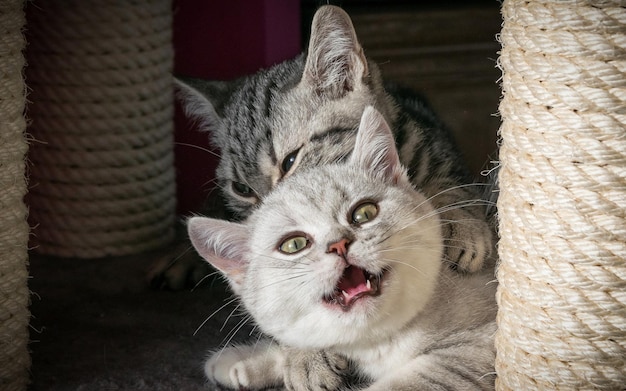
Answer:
xmin=28 ymin=248 xmax=252 ymax=391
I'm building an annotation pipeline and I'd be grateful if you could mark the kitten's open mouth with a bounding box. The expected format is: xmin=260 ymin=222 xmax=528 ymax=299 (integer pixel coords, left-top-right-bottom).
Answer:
xmin=324 ymin=265 xmax=384 ymax=311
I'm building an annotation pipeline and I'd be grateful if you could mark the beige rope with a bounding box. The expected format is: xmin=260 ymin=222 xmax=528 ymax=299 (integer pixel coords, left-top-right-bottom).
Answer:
xmin=495 ymin=1 xmax=626 ymax=389
xmin=26 ymin=0 xmax=176 ymax=258
xmin=0 ymin=0 xmax=31 ymax=389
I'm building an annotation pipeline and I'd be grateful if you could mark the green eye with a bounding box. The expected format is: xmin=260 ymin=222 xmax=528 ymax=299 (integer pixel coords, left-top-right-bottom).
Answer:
xmin=279 ymin=235 xmax=309 ymax=254
xmin=352 ymin=202 xmax=378 ymax=224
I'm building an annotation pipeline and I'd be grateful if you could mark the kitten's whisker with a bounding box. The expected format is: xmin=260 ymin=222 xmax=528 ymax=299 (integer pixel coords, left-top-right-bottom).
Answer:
xmin=253 ymin=329 xmax=265 ymax=346
xmin=194 ymin=296 xmax=240 ymax=336
xmin=384 ymin=253 xmax=460 ymax=286
xmin=221 ymin=303 xmax=244 ymax=332
xmin=385 ymin=199 xmax=494 ymax=237
xmin=203 ymin=179 xmax=224 ymax=194
xmin=220 ymin=314 xmax=253 ymax=349
xmin=421 ymin=182 xmax=490 ymax=206
xmin=158 ymin=245 xmax=195 ymax=273
xmin=255 ymin=273 xmax=309 ymax=291
xmin=174 ymin=142 xmax=221 ymax=158
xmin=430 ymin=200 xmax=496 ymax=217
xmin=249 ymin=324 xmax=260 ymax=337
xmin=383 ymin=256 xmax=431 ymax=276
xmin=191 ymin=270 xmax=223 ymax=291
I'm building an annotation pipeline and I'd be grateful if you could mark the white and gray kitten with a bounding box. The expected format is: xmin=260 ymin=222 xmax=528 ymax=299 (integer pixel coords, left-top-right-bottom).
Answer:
xmin=188 ymin=107 xmax=497 ymax=391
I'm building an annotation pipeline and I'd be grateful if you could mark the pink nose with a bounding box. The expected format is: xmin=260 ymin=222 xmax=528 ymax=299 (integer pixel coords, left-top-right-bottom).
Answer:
xmin=327 ymin=238 xmax=350 ymax=258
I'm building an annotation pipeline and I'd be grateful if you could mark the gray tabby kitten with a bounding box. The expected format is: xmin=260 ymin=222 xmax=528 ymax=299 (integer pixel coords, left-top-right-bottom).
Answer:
xmin=172 ymin=5 xmax=493 ymax=283
xmin=188 ymin=107 xmax=497 ymax=391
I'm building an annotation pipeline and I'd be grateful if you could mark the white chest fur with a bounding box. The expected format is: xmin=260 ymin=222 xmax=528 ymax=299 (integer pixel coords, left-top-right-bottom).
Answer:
xmin=340 ymin=328 xmax=427 ymax=380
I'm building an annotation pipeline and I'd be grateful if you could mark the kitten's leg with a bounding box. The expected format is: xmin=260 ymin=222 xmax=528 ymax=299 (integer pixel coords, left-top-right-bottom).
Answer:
xmin=283 ymin=349 xmax=353 ymax=391
xmin=423 ymin=182 xmax=495 ymax=273
xmin=147 ymin=239 xmax=211 ymax=290
xmin=363 ymin=355 xmax=494 ymax=391
xmin=364 ymin=354 xmax=495 ymax=391
xmin=205 ymin=341 xmax=285 ymax=390
xmin=363 ymin=326 xmax=496 ymax=391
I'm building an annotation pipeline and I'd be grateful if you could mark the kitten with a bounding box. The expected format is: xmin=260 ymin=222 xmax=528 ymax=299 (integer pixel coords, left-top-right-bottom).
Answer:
xmin=165 ymin=5 xmax=494 ymax=289
xmin=188 ymin=106 xmax=497 ymax=391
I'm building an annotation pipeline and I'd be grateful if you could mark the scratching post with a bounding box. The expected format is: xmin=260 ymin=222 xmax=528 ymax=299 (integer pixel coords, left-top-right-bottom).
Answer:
xmin=26 ymin=0 xmax=176 ymax=257
xmin=0 ymin=0 xmax=31 ymax=389
xmin=495 ymin=1 xmax=625 ymax=390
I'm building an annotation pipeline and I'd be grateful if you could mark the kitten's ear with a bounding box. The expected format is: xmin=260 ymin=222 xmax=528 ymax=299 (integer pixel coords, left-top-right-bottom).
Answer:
xmin=174 ymin=76 xmax=230 ymax=131
xmin=303 ymin=5 xmax=368 ymax=99
xmin=187 ymin=216 xmax=249 ymax=293
xmin=351 ymin=107 xmax=405 ymax=185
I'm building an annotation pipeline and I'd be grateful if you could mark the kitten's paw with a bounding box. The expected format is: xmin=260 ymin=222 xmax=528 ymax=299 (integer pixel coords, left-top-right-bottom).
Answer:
xmin=444 ymin=211 xmax=494 ymax=273
xmin=205 ymin=345 xmax=284 ymax=390
xmin=205 ymin=347 xmax=252 ymax=389
xmin=284 ymin=350 xmax=351 ymax=391
xmin=147 ymin=242 xmax=211 ymax=290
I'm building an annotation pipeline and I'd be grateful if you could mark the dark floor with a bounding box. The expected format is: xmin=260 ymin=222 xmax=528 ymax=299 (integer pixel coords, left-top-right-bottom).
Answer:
xmin=28 ymin=247 xmax=248 ymax=391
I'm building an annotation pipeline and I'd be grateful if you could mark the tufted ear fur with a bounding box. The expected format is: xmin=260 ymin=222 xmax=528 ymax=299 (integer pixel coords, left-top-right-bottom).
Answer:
xmin=351 ymin=106 xmax=407 ymax=185
xmin=187 ymin=216 xmax=249 ymax=293
xmin=302 ymin=5 xmax=368 ymax=99
xmin=174 ymin=76 xmax=232 ymax=133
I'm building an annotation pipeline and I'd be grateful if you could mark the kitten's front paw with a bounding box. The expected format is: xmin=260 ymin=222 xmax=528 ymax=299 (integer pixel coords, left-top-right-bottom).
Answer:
xmin=444 ymin=211 xmax=494 ymax=273
xmin=283 ymin=350 xmax=351 ymax=391
xmin=205 ymin=345 xmax=284 ymax=390
xmin=205 ymin=347 xmax=255 ymax=390
xmin=147 ymin=241 xmax=211 ymax=290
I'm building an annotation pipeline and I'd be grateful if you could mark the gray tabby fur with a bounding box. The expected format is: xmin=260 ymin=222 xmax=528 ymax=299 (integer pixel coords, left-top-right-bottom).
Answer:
xmin=174 ymin=5 xmax=493 ymax=275
xmin=188 ymin=107 xmax=497 ymax=391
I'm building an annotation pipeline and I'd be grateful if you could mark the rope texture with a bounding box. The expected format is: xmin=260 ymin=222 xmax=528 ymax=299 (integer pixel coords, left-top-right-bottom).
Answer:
xmin=0 ymin=0 xmax=31 ymax=389
xmin=26 ymin=0 xmax=176 ymax=258
xmin=495 ymin=1 xmax=626 ymax=389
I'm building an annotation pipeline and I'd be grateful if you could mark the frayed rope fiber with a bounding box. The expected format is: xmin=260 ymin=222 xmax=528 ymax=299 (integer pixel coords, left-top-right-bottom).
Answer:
xmin=0 ymin=0 xmax=31 ymax=390
xmin=25 ymin=0 xmax=177 ymax=258
xmin=495 ymin=1 xmax=626 ymax=390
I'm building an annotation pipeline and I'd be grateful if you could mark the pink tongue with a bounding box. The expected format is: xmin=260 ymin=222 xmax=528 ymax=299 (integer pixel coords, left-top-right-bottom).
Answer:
xmin=337 ymin=266 xmax=368 ymax=297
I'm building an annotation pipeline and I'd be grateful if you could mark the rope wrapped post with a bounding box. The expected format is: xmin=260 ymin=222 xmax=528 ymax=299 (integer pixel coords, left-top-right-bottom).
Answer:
xmin=495 ymin=1 xmax=625 ymax=389
xmin=25 ymin=0 xmax=176 ymax=257
xmin=0 ymin=0 xmax=31 ymax=390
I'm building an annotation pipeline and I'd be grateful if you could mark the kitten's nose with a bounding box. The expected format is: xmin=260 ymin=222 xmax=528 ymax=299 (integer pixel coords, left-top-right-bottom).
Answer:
xmin=327 ymin=238 xmax=351 ymax=259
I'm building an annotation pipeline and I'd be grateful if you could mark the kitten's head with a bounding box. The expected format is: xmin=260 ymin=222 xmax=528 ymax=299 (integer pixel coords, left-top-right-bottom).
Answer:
xmin=175 ymin=5 xmax=396 ymax=218
xmin=188 ymin=107 xmax=442 ymax=349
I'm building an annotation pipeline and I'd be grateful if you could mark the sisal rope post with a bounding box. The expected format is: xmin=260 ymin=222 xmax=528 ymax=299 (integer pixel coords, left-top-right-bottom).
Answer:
xmin=25 ymin=0 xmax=176 ymax=258
xmin=0 ymin=0 xmax=31 ymax=390
xmin=495 ymin=1 xmax=626 ymax=389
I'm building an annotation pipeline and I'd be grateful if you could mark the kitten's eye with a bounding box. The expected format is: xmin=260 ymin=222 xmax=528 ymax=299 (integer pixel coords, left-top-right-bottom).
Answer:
xmin=232 ymin=181 xmax=254 ymax=198
xmin=281 ymin=148 xmax=301 ymax=174
xmin=351 ymin=202 xmax=378 ymax=225
xmin=279 ymin=235 xmax=309 ymax=254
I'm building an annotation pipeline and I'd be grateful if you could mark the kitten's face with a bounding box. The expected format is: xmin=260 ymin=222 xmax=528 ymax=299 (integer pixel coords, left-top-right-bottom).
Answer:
xmin=189 ymin=107 xmax=443 ymax=350
xmin=241 ymin=163 xmax=442 ymax=349
xmin=213 ymin=63 xmax=376 ymax=216
xmin=176 ymin=6 xmax=395 ymax=218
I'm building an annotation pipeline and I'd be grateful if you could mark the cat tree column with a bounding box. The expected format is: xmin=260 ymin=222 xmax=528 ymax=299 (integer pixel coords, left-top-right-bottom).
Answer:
xmin=495 ymin=1 xmax=625 ymax=389
xmin=26 ymin=0 xmax=176 ymax=257
xmin=0 ymin=1 xmax=30 ymax=389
